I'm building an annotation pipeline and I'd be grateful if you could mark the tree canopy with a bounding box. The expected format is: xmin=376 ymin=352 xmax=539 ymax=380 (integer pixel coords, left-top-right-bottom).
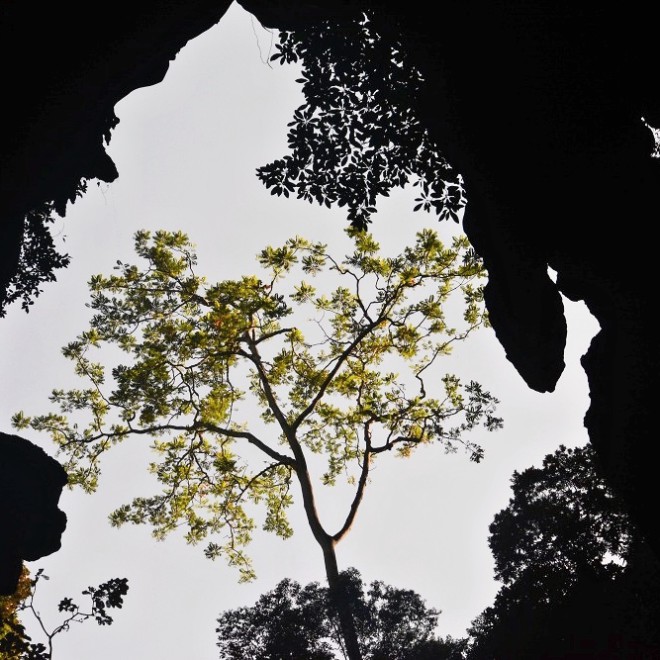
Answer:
xmin=465 ymin=443 xmax=660 ymax=658
xmin=216 ymin=568 xmax=465 ymax=660
xmin=14 ymin=227 xmax=501 ymax=659
xmin=257 ymin=12 xmax=464 ymax=230
xmin=489 ymin=444 xmax=634 ymax=589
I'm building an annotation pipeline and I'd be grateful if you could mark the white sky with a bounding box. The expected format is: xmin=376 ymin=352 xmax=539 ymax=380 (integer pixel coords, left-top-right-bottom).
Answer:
xmin=0 ymin=3 xmax=600 ymax=657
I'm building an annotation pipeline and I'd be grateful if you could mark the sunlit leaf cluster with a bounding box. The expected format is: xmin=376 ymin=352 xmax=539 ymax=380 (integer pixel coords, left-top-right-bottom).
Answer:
xmin=14 ymin=228 xmax=501 ymax=581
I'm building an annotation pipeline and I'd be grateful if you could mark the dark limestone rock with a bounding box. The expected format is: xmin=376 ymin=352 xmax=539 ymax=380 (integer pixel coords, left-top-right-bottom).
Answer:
xmin=0 ymin=0 xmax=234 ymax=305
xmin=0 ymin=432 xmax=68 ymax=595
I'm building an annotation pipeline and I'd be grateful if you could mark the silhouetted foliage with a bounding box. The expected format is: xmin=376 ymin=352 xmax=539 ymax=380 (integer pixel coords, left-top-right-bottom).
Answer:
xmin=1 ymin=202 xmax=72 ymax=318
xmin=0 ymin=567 xmax=128 ymax=659
xmin=257 ymin=12 xmax=463 ymax=230
xmin=216 ymin=568 xmax=465 ymax=660
xmin=465 ymin=444 xmax=660 ymax=659
xmin=490 ymin=444 xmax=634 ymax=586
xmin=216 ymin=577 xmax=334 ymax=660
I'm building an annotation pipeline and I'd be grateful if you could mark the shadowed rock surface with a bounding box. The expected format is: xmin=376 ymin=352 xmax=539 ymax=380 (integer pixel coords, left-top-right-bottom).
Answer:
xmin=0 ymin=0 xmax=235 ymax=309
xmin=0 ymin=0 xmax=658 ymax=584
xmin=0 ymin=432 xmax=68 ymax=595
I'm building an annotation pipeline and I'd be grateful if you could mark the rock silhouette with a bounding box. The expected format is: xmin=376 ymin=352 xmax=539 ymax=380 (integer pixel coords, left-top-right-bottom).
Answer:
xmin=0 ymin=432 xmax=67 ymax=595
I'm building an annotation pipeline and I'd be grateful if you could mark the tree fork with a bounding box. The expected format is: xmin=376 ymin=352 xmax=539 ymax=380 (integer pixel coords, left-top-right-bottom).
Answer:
xmin=292 ymin=454 xmax=363 ymax=658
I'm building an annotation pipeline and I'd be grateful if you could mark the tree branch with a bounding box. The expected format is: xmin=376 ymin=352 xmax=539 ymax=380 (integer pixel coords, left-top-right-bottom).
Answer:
xmin=59 ymin=420 xmax=296 ymax=468
xmin=241 ymin=336 xmax=292 ymax=439
xmin=333 ymin=420 xmax=373 ymax=542
xmin=370 ymin=435 xmax=419 ymax=454
xmin=204 ymin=423 xmax=296 ymax=467
xmin=252 ymin=327 xmax=294 ymax=345
xmin=292 ymin=318 xmax=382 ymax=431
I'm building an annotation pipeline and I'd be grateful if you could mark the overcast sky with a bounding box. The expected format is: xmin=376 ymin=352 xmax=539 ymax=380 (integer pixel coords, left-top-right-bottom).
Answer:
xmin=0 ymin=4 xmax=600 ymax=657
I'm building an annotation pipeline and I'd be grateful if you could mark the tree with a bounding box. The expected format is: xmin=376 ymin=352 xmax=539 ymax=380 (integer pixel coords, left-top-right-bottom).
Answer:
xmin=14 ymin=227 xmax=501 ymax=660
xmin=0 ymin=566 xmax=128 ymax=660
xmin=490 ymin=444 xmax=635 ymax=588
xmin=216 ymin=575 xmax=334 ymax=660
xmin=465 ymin=444 xmax=660 ymax=658
xmin=216 ymin=567 xmax=465 ymax=660
xmin=257 ymin=12 xmax=464 ymax=230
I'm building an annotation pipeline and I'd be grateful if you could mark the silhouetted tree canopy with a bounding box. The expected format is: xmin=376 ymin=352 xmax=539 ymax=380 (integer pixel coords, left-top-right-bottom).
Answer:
xmin=490 ymin=444 xmax=634 ymax=587
xmin=216 ymin=568 xmax=466 ymax=660
xmin=257 ymin=12 xmax=463 ymax=230
xmin=465 ymin=444 xmax=660 ymax=659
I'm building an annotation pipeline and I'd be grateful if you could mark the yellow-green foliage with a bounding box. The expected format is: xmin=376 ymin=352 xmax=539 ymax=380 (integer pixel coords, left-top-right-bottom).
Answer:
xmin=14 ymin=228 xmax=501 ymax=582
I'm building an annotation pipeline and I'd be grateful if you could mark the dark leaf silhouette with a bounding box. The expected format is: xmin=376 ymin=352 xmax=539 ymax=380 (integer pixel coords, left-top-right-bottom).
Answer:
xmin=257 ymin=12 xmax=464 ymax=231
xmin=216 ymin=568 xmax=465 ymax=660
xmin=465 ymin=444 xmax=660 ymax=659
xmin=0 ymin=567 xmax=129 ymax=659
xmin=1 ymin=202 xmax=71 ymax=318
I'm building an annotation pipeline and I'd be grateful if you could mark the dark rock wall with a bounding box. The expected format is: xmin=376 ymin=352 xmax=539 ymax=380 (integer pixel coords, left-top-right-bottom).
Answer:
xmin=0 ymin=433 xmax=68 ymax=595
xmin=378 ymin=2 xmax=660 ymax=555
xmin=390 ymin=2 xmax=660 ymax=557
xmin=0 ymin=0 xmax=234 ymax=301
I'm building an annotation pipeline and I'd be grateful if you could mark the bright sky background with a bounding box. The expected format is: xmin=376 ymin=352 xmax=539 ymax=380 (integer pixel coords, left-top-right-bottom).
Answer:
xmin=0 ymin=3 xmax=600 ymax=658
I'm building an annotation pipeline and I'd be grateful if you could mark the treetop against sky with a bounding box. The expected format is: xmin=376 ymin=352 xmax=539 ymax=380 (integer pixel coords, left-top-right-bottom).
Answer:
xmin=14 ymin=227 xmax=502 ymax=585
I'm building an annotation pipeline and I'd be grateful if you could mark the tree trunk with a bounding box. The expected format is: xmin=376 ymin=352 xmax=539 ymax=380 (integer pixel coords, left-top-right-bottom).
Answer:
xmin=288 ymin=446 xmax=362 ymax=659
xmin=321 ymin=539 xmax=362 ymax=660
